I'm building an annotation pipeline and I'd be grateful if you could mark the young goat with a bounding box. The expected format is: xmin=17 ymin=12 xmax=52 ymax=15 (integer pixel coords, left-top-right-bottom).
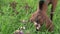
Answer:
xmin=30 ymin=0 xmax=57 ymax=32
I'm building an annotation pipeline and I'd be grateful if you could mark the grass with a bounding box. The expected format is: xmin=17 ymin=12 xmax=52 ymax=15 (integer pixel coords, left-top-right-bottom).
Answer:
xmin=0 ymin=0 xmax=60 ymax=34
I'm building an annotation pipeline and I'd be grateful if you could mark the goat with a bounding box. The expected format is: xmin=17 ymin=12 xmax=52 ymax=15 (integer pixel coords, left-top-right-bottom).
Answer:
xmin=30 ymin=0 xmax=57 ymax=32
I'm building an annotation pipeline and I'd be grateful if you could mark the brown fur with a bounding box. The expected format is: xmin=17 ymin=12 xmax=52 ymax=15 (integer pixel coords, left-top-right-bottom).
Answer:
xmin=30 ymin=0 xmax=57 ymax=32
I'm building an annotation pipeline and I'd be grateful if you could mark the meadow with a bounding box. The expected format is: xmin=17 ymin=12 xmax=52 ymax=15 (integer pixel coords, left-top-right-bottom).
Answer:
xmin=0 ymin=0 xmax=60 ymax=34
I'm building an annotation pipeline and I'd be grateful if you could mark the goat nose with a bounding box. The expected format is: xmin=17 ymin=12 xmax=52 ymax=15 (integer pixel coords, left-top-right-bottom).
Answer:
xmin=34 ymin=22 xmax=37 ymax=26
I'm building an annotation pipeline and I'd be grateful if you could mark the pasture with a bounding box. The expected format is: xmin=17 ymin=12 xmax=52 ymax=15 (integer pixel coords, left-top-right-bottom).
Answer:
xmin=0 ymin=0 xmax=60 ymax=34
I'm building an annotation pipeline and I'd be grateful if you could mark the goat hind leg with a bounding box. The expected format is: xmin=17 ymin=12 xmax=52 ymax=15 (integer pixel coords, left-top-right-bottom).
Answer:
xmin=50 ymin=0 xmax=57 ymax=20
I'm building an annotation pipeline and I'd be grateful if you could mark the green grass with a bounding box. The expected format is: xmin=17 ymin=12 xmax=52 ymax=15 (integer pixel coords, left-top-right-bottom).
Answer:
xmin=0 ymin=0 xmax=60 ymax=34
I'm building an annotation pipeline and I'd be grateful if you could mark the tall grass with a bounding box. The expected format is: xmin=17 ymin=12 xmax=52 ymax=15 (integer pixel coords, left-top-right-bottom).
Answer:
xmin=0 ymin=0 xmax=60 ymax=34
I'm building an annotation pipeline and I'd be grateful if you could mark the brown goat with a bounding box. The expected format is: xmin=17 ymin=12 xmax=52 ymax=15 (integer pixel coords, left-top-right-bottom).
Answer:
xmin=30 ymin=0 xmax=57 ymax=32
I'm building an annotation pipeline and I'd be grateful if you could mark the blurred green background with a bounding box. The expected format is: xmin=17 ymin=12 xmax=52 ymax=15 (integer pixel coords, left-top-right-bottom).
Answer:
xmin=0 ymin=0 xmax=60 ymax=34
